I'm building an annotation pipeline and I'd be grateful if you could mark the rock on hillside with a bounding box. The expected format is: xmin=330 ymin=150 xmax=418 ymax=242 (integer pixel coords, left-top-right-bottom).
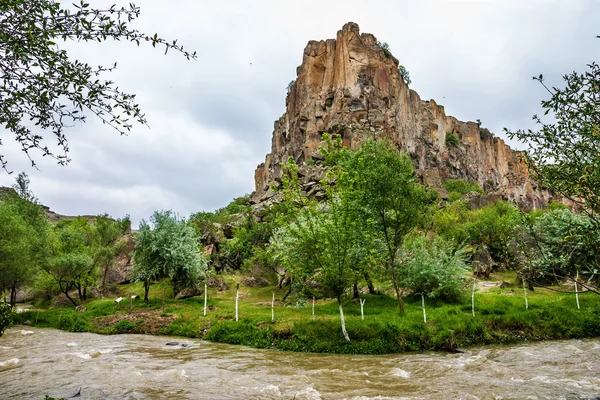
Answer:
xmin=251 ymin=22 xmax=554 ymax=210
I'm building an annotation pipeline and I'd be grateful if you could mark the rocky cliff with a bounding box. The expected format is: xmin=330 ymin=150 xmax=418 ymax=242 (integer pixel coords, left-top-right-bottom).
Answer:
xmin=251 ymin=22 xmax=551 ymax=210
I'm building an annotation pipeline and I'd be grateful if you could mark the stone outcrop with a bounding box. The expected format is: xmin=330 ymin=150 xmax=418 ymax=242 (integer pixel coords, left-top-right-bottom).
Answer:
xmin=251 ymin=22 xmax=553 ymax=210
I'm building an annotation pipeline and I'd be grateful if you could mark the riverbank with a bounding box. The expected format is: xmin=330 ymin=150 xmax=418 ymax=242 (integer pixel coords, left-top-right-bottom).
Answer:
xmin=13 ymin=273 xmax=600 ymax=354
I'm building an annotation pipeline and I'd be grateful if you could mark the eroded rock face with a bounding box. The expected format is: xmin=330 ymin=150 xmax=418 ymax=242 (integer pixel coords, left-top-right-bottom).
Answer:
xmin=252 ymin=22 xmax=552 ymax=210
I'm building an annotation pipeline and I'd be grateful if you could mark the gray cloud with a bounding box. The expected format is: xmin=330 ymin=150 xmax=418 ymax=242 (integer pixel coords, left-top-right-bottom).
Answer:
xmin=1 ymin=0 xmax=599 ymax=227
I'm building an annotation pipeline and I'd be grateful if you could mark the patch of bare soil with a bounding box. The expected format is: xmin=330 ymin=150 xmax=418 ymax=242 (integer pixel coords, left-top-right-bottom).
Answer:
xmin=93 ymin=309 xmax=176 ymax=334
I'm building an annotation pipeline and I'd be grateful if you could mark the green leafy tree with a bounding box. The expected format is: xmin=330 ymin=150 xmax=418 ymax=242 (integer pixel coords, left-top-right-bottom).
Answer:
xmin=339 ymin=139 xmax=429 ymax=313
xmin=0 ymin=200 xmax=35 ymax=307
xmin=505 ymin=58 xmax=600 ymax=222
xmin=45 ymin=218 xmax=96 ymax=305
xmin=0 ymin=173 xmax=50 ymax=307
xmin=398 ymin=65 xmax=411 ymax=86
xmin=0 ymin=1 xmax=196 ymax=171
xmin=272 ymin=194 xmax=379 ymax=341
xmin=399 ymin=236 xmax=468 ymax=302
xmin=132 ymin=211 xmax=207 ymax=302
xmin=93 ymin=214 xmax=129 ymax=291
xmin=522 ymin=208 xmax=600 ymax=292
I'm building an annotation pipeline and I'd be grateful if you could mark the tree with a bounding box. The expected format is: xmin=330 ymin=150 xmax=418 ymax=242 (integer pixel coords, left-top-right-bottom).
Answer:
xmin=132 ymin=210 xmax=207 ymax=302
xmin=398 ymin=65 xmax=411 ymax=86
xmin=399 ymin=236 xmax=468 ymax=302
xmin=93 ymin=214 xmax=128 ymax=291
xmin=521 ymin=208 xmax=600 ymax=293
xmin=0 ymin=200 xmax=35 ymax=307
xmin=0 ymin=1 xmax=196 ymax=171
xmin=0 ymin=173 xmax=50 ymax=307
xmin=338 ymin=139 xmax=429 ymax=313
xmin=45 ymin=218 xmax=96 ymax=306
xmin=505 ymin=59 xmax=600 ymax=222
xmin=272 ymin=196 xmax=377 ymax=342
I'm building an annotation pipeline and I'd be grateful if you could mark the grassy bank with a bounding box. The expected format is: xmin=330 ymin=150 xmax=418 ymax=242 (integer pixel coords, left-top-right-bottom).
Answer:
xmin=14 ymin=273 xmax=600 ymax=354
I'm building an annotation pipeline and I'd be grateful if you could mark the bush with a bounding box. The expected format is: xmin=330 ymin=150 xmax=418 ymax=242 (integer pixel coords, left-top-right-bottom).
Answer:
xmin=114 ymin=320 xmax=136 ymax=333
xmin=0 ymin=302 xmax=14 ymax=336
xmin=443 ymin=179 xmax=483 ymax=196
xmin=399 ymin=236 xmax=468 ymax=302
xmin=446 ymin=132 xmax=460 ymax=147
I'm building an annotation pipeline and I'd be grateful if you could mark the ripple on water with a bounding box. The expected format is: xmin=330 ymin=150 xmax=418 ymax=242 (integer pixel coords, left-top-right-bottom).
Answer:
xmin=0 ymin=358 xmax=20 ymax=372
xmin=390 ymin=368 xmax=411 ymax=379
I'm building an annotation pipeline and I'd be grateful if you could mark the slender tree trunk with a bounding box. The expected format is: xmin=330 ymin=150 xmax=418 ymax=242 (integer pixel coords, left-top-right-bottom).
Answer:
xmin=143 ymin=280 xmax=150 ymax=303
xmin=360 ymin=298 xmax=366 ymax=321
xmin=83 ymin=286 xmax=87 ymax=301
xmin=421 ymin=293 xmax=427 ymax=323
xmin=271 ymin=292 xmax=275 ymax=322
xmin=10 ymin=285 xmax=17 ymax=309
xmin=472 ymin=278 xmax=477 ymax=317
xmin=61 ymin=283 xmax=78 ymax=307
xmin=312 ymin=297 xmax=315 ymax=321
xmin=390 ymin=262 xmax=404 ymax=313
xmin=338 ymin=298 xmax=350 ymax=342
xmin=203 ymin=282 xmax=208 ymax=317
xmin=282 ymin=277 xmax=293 ymax=301
xmin=353 ymin=281 xmax=359 ymax=299
xmin=77 ymin=284 xmax=83 ymax=302
xmin=522 ymin=277 xmax=528 ymax=310
xmin=365 ymin=273 xmax=376 ymax=295
xmin=575 ymin=271 xmax=581 ymax=310
xmin=235 ymin=284 xmax=239 ymax=322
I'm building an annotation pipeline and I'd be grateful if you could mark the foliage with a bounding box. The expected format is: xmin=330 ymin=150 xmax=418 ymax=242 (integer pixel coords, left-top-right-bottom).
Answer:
xmin=338 ymin=139 xmax=430 ymax=313
xmin=287 ymin=79 xmax=296 ymax=94
xmin=443 ymin=178 xmax=483 ymax=198
xmin=399 ymin=236 xmax=468 ymax=301
xmin=0 ymin=173 xmax=50 ymax=306
xmin=506 ymin=60 xmax=600 ymax=222
xmin=133 ymin=211 xmax=208 ymax=300
xmin=524 ymin=209 xmax=600 ymax=285
xmin=0 ymin=1 xmax=196 ymax=171
xmin=445 ymin=131 xmax=460 ymax=147
xmin=0 ymin=301 xmax=15 ymax=336
xmin=114 ymin=320 xmax=137 ymax=333
xmin=376 ymin=41 xmax=391 ymax=56
xmin=432 ymin=200 xmax=521 ymax=265
xmin=398 ymin=64 xmax=412 ymax=86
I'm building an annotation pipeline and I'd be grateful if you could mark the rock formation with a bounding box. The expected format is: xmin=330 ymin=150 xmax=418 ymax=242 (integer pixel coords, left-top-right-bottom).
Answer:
xmin=251 ymin=22 xmax=552 ymax=210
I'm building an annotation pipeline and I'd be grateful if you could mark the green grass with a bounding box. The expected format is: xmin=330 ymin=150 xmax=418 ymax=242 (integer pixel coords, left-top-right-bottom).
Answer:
xmin=13 ymin=273 xmax=600 ymax=354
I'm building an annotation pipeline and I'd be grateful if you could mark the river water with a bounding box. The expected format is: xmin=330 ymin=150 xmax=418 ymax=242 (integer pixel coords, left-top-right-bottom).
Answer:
xmin=0 ymin=326 xmax=599 ymax=399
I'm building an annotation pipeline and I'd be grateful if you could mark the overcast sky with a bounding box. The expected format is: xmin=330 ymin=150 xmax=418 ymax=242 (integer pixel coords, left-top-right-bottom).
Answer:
xmin=1 ymin=0 xmax=598 ymax=227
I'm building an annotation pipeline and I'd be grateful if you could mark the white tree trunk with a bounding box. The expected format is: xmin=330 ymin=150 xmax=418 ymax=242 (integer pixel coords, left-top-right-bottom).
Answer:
xmin=575 ymin=271 xmax=580 ymax=310
xmin=360 ymin=298 xmax=366 ymax=321
xmin=523 ymin=278 xmax=528 ymax=310
xmin=271 ymin=292 xmax=275 ymax=322
xmin=421 ymin=293 xmax=427 ymax=323
xmin=312 ymin=297 xmax=315 ymax=321
xmin=472 ymin=278 xmax=476 ymax=317
xmin=235 ymin=288 xmax=239 ymax=322
xmin=204 ymin=282 xmax=208 ymax=317
xmin=339 ymin=301 xmax=350 ymax=342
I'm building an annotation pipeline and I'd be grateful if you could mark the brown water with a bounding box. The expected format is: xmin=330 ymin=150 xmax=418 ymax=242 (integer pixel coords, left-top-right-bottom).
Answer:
xmin=0 ymin=326 xmax=599 ymax=399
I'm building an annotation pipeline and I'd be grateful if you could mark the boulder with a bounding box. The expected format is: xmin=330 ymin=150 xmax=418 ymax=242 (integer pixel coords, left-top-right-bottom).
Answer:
xmin=175 ymin=286 xmax=202 ymax=300
xmin=241 ymin=276 xmax=270 ymax=288
xmin=206 ymin=275 xmax=229 ymax=291
xmin=472 ymin=246 xmax=496 ymax=279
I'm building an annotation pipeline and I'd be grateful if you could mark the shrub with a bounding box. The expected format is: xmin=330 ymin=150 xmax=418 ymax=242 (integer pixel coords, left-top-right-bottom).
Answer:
xmin=446 ymin=132 xmax=460 ymax=147
xmin=399 ymin=236 xmax=468 ymax=302
xmin=0 ymin=302 xmax=14 ymax=336
xmin=443 ymin=179 xmax=483 ymax=196
xmin=114 ymin=320 xmax=136 ymax=333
